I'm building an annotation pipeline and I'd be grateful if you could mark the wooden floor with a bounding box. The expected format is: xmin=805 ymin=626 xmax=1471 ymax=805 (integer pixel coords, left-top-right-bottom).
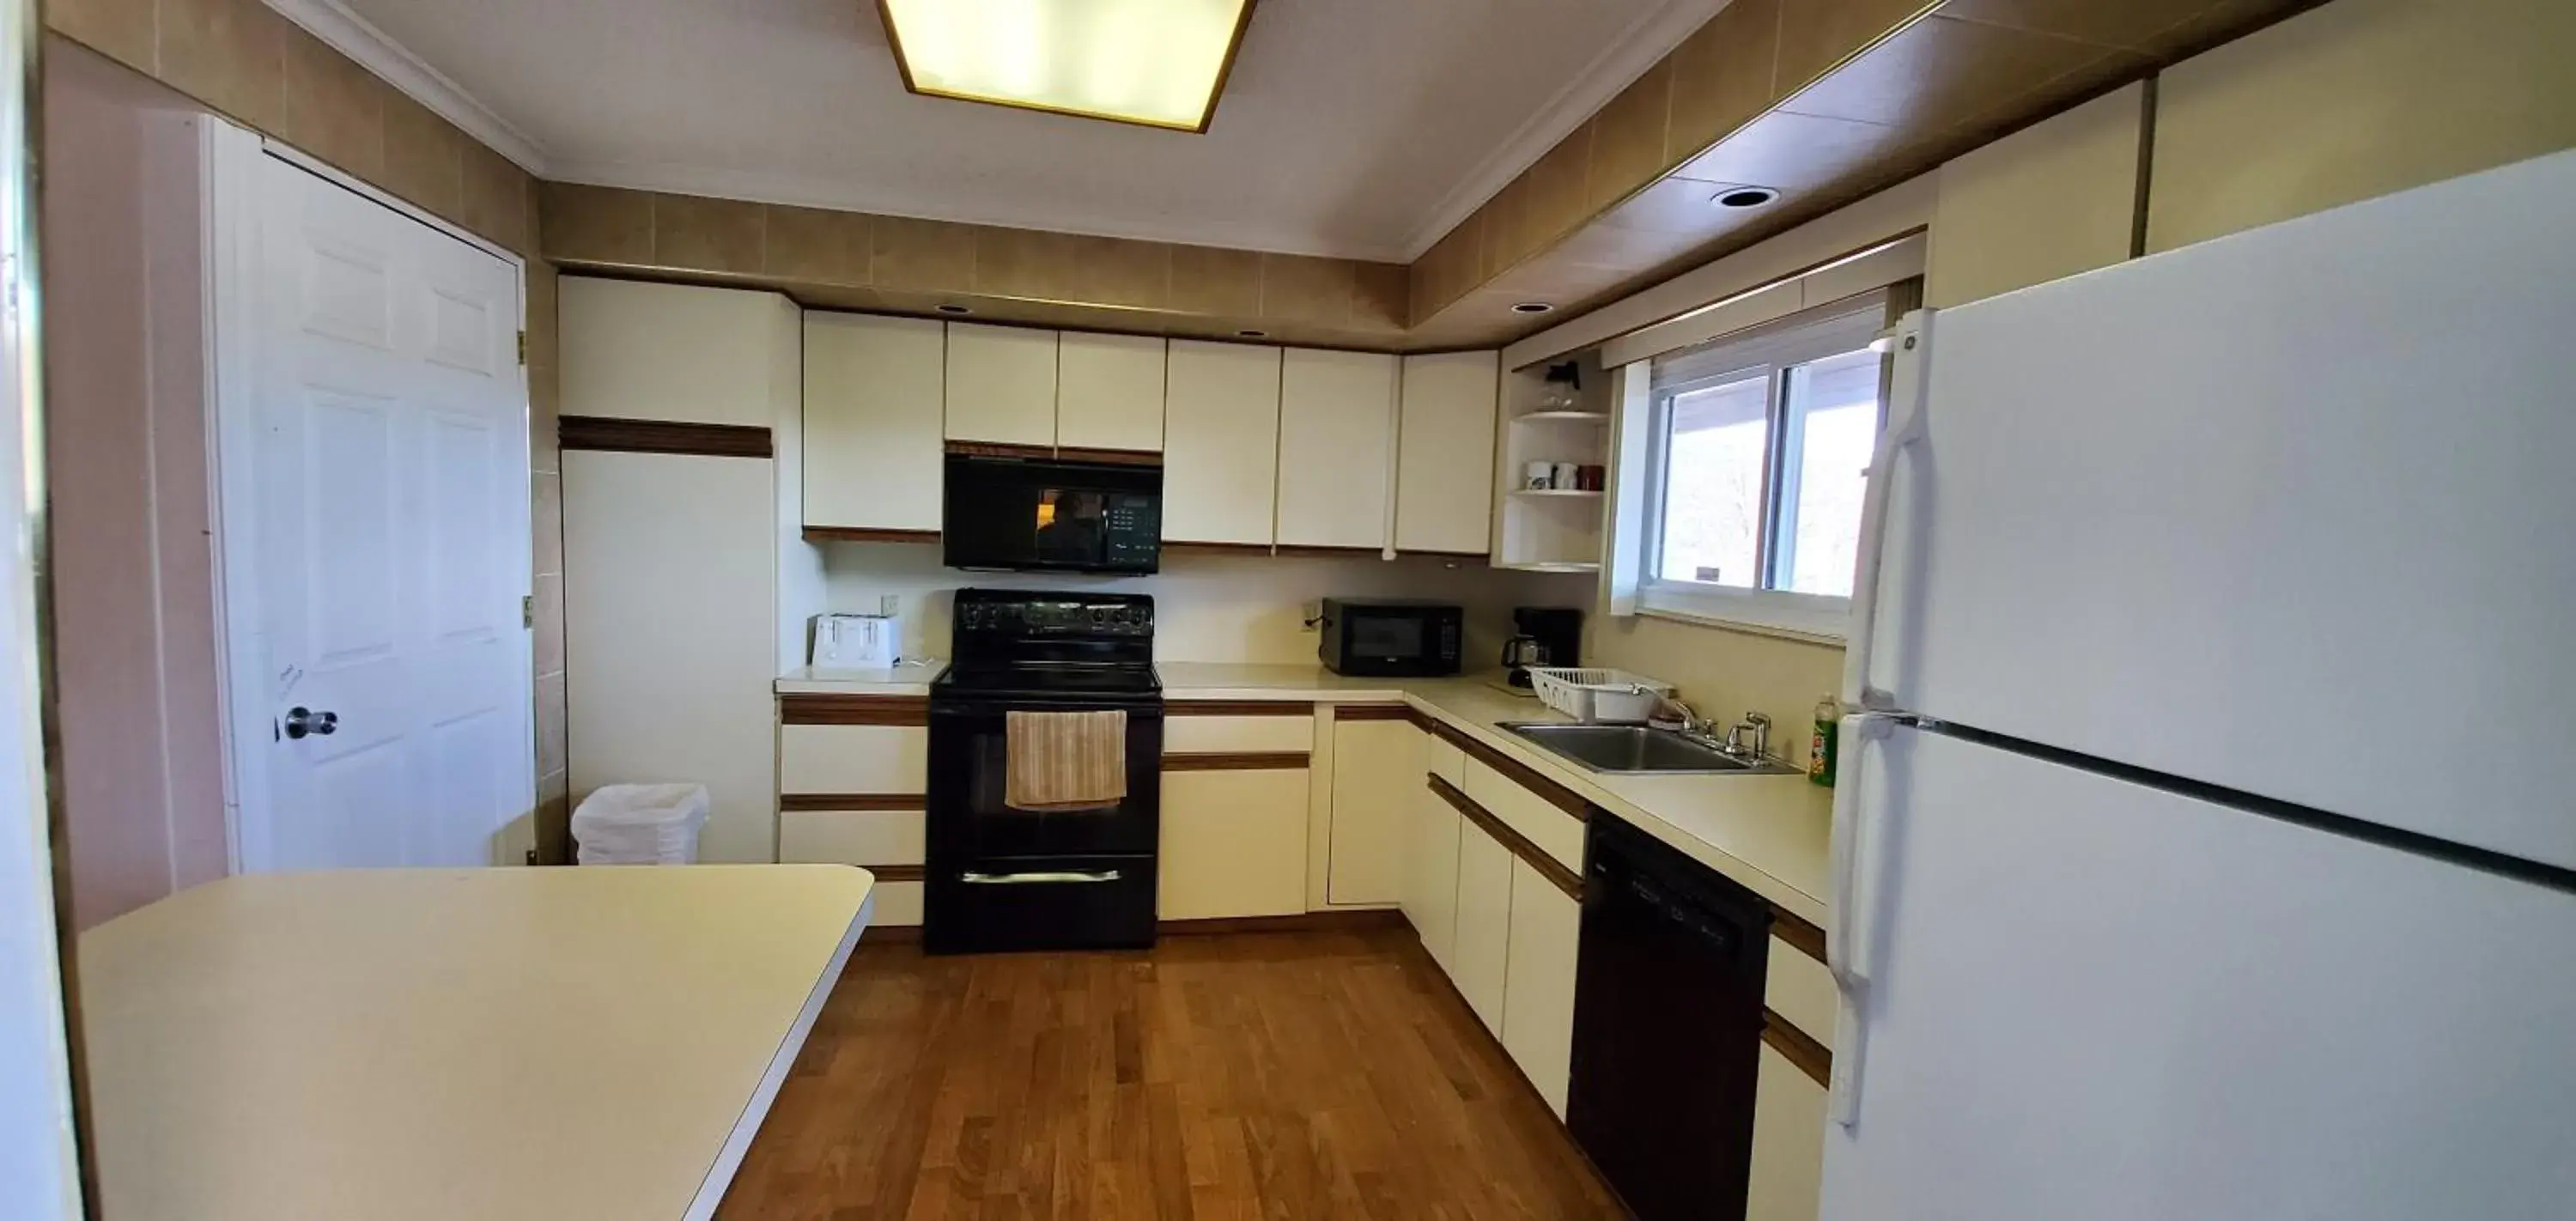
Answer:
xmin=717 ymin=925 xmax=1624 ymax=1220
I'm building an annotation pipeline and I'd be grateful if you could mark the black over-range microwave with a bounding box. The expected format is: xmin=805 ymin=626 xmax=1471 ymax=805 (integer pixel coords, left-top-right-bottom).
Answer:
xmin=942 ymin=453 xmax=1162 ymax=574
xmin=1320 ymin=598 xmax=1464 ymax=677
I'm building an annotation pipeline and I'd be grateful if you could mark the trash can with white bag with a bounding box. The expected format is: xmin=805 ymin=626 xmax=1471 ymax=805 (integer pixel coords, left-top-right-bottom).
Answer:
xmin=570 ymin=784 xmax=710 ymax=865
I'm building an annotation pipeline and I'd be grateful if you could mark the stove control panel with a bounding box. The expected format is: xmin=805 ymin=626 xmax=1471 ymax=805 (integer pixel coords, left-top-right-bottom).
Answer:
xmin=953 ymin=590 xmax=1156 ymax=643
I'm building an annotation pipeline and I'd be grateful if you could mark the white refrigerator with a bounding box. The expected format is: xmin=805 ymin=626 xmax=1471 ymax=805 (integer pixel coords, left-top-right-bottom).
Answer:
xmin=1821 ymin=149 xmax=2576 ymax=1221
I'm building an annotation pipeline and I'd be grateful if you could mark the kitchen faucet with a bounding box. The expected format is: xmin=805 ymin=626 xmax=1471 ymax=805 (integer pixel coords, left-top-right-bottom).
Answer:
xmin=1723 ymin=712 xmax=1771 ymax=760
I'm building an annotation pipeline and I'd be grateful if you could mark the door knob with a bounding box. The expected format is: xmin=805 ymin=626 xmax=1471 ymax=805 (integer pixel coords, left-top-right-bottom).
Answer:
xmin=283 ymin=707 xmax=339 ymax=739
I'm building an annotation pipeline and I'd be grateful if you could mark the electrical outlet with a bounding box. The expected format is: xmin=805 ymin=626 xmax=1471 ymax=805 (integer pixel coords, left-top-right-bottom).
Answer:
xmin=1302 ymin=599 xmax=1323 ymax=630
xmin=878 ymin=592 xmax=900 ymax=617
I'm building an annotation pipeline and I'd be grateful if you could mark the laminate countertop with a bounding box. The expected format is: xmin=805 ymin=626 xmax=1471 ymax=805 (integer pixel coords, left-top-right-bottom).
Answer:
xmin=778 ymin=662 xmax=1834 ymax=928
xmin=77 ymin=866 xmax=875 ymax=1221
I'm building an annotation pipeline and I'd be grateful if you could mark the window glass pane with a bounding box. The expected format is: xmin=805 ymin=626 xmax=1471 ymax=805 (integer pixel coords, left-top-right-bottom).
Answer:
xmin=1778 ymin=349 xmax=1883 ymax=597
xmin=1657 ymin=374 xmax=1771 ymax=588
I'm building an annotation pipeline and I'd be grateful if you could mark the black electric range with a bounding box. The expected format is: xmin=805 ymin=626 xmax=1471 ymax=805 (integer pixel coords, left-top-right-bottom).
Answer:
xmin=922 ymin=589 xmax=1163 ymax=954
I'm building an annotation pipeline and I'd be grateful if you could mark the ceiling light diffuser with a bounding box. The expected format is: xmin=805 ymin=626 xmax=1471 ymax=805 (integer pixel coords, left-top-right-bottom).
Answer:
xmin=878 ymin=0 xmax=1256 ymax=132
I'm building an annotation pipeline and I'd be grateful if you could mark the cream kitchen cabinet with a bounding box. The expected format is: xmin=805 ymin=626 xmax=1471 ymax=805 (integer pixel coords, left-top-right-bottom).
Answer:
xmin=1275 ymin=349 xmax=1399 ymax=550
xmin=1401 ymin=761 xmax=1463 ymax=971
xmin=560 ymin=279 xmax=815 ymax=867
xmin=1159 ymin=765 xmax=1311 ymax=920
xmin=1163 ymin=339 xmax=1283 ymax=545
xmin=1450 ymin=813 xmax=1516 ymax=1035
xmin=562 ymin=277 xmax=786 ymax=428
xmin=1326 ymin=713 xmax=1417 ymax=906
xmin=775 ymin=700 xmax=930 ymax=926
xmin=1500 ymin=857 xmax=1583 ymax=1119
xmin=1746 ymin=1043 xmax=1829 ymax=1221
xmin=804 ymin=313 xmax=945 ymax=534
xmin=944 ymin=323 xmax=1058 ymax=446
xmin=1056 ymin=331 xmax=1166 ymax=453
xmin=1395 ymin=351 xmax=1500 ymax=555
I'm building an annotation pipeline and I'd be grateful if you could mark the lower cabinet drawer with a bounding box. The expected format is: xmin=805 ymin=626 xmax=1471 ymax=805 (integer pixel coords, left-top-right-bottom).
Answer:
xmin=1765 ymin=933 xmax=1838 ymax=1053
xmin=779 ymin=723 xmax=927 ymax=794
xmin=777 ymin=808 xmax=925 ymax=866
xmin=1158 ymin=768 xmax=1309 ymax=920
xmin=1163 ymin=714 xmax=1315 ymax=755
xmin=866 ymin=880 xmax=923 ymax=928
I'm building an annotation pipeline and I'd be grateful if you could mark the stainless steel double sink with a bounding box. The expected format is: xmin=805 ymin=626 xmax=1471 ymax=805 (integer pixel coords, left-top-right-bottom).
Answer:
xmin=1498 ymin=722 xmax=1801 ymax=776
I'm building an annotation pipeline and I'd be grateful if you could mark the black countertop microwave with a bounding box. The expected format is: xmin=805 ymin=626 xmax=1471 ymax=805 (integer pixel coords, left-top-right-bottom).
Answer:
xmin=1320 ymin=598 xmax=1464 ymax=677
xmin=942 ymin=453 xmax=1162 ymax=574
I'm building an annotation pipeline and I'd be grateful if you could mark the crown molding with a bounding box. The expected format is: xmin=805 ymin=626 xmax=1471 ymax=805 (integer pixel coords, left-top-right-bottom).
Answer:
xmin=542 ymin=156 xmax=1416 ymax=264
xmin=1392 ymin=0 xmax=1728 ymax=263
xmin=264 ymin=0 xmax=550 ymax=173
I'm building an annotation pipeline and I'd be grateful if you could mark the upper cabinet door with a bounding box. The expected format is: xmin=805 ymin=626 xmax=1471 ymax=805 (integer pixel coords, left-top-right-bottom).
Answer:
xmin=561 ymin=277 xmax=789 ymax=428
xmin=943 ymin=323 xmax=1057 ymax=446
xmin=804 ymin=313 xmax=945 ymax=533
xmin=1276 ymin=349 xmax=1399 ymax=550
xmin=1163 ymin=340 xmax=1282 ymax=545
xmin=1057 ymin=331 xmax=1167 ymax=453
xmin=1395 ymin=351 xmax=1499 ymax=556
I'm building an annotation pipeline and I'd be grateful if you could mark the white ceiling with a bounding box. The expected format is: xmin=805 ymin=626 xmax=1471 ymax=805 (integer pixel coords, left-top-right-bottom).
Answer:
xmin=298 ymin=0 xmax=1720 ymax=261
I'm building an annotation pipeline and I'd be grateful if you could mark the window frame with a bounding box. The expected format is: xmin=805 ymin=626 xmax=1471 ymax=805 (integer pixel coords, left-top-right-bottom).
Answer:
xmin=1637 ymin=301 xmax=1889 ymax=641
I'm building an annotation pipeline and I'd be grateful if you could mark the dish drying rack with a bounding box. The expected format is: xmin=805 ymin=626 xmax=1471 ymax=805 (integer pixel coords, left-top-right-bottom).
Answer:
xmin=1525 ymin=667 xmax=1676 ymax=724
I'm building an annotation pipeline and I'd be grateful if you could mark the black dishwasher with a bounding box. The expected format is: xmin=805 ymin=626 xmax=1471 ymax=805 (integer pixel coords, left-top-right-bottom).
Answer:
xmin=1568 ymin=812 xmax=1772 ymax=1221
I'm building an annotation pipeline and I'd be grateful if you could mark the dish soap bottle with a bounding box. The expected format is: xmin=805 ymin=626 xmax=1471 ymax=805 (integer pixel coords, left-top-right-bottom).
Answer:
xmin=1809 ymin=695 xmax=1839 ymax=787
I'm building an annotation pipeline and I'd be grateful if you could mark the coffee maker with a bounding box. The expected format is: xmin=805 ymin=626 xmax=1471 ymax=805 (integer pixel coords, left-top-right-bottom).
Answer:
xmin=1503 ymin=606 xmax=1583 ymax=688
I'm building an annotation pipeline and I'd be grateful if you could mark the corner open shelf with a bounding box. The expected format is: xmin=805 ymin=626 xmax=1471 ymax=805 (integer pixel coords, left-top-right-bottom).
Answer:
xmin=1515 ymin=410 xmax=1611 ymax=423
xmin=1493 ymin=355 xmax=1613 ymax=571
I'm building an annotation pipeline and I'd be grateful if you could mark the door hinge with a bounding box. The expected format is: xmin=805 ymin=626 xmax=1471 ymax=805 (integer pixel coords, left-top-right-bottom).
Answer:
xmin=522 ymin=594 xmax=534 ymax=629
xmin=517 ymin=330 xmax=528 ymax=366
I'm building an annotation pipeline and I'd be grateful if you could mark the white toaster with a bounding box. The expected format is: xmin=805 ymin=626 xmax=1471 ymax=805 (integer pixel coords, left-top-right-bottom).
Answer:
xmin=811 ymin=613 xmax=902 ymax=669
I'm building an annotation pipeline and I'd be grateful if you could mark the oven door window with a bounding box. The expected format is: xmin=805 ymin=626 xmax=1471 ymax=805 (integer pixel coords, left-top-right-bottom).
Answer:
xmin=1349 ymin=614 xmax=1426 ymax=662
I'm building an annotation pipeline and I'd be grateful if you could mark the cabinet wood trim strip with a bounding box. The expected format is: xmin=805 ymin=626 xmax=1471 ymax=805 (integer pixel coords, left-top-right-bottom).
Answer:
xmin=1332 ymin=703 xmax=1413 ymax=722
xmin=1164 ymin=701 xmax=1315 ymax=716
xmin=803 ymin=525 xmax=939 ymax=544
xmin=945 ymin=440 xmax=1055 ymax=460
xmin=864 ymin=864 xmax=928 ymax=884
xmin=1163 ymin=751 xmax=1311 ymax=772
xmin=559 ymin=416 xmax=774 ymax=459
xmin=1771 ymin=904 xmax=1828 ymax=965
xmin=1395 ymin=549 xmax=1492 ymax=561
xmin=1162 ymin=541 xmax=1275 ymax=556
xmin=1763 ymin=1007 xmax=1832 ymax=1088
xmin=1161 ymin=910 xmax=1405 ymax=936
xmin=1273 ymin=544 xmax=1383 ymax=560
xmin=778 ymin=793 xmax=926 ymax=812
xmin=1054 ymin=446 xmax=1163 ymax=467
xmin=779 ymin=694 xmax=931 ymax=726
xmin=1428 ymin=775 xmax=1583 ymax=902
xmin=1424 ymin=717 xmax=1589 ymax=821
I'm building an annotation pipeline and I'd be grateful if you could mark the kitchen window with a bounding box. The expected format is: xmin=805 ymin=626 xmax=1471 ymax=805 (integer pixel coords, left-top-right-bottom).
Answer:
xmin=1639 ymin=297 xmax=1890 ymax=638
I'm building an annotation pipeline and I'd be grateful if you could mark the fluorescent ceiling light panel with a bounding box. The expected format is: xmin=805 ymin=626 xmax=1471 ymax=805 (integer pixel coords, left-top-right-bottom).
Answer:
xmin=878 ymin=0 xmax=1255 ymax=132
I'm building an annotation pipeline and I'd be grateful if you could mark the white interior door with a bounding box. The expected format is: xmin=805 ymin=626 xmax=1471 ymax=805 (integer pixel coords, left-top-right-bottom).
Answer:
xmin=226 ymin=149 xmax=531 ymax=871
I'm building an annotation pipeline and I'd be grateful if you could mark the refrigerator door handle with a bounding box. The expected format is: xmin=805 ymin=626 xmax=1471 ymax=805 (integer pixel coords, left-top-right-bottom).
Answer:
xmin=1840 ymin=310 xmax=1934 ymax=713
xmin=1826 ymin=711 xmax=1898 ymax=1127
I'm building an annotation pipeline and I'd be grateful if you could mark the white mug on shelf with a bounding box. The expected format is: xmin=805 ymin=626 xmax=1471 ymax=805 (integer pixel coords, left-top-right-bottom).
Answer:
xmin=1552 ymin=462 xmax=1579 ymax=489
xmin=1524 ymin=460 xmax=1555 ymax=490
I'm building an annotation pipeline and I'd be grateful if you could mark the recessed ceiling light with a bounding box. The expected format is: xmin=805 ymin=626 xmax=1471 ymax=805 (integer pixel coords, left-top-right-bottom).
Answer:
xmin=1713 ymin=186 xmax=1781 ymax=210
xmin=936 ymin=303 xmax=971 ymax=314
xmin=1236 ymin=329 xmax=1267 ymax=338
xmin=1510 ymin=301 xmax=1554 ymax=314
xmin=878 ymin=0 xmax=1255 ymax=132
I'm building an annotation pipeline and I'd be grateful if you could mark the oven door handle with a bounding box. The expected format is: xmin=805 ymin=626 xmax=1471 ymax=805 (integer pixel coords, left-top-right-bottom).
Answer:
xmin=957 ymin=869 xmax=1124 ymax=885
